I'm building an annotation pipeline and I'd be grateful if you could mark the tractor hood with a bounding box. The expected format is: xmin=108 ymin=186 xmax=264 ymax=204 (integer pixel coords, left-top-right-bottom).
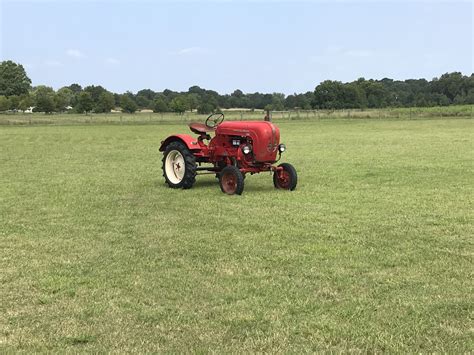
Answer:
xmin=216 ymin=121 xmax=280 ymax=162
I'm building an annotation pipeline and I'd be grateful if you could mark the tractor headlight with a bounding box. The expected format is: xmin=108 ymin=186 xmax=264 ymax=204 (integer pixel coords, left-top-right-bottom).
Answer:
xmin=242 ymin=145 xmax=252 ymax=154
xmin=278 ymin=144 xmax=286 ymax=153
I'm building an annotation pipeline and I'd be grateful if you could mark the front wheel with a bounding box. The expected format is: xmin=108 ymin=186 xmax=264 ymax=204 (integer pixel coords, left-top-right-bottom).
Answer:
xmin=273 ymin=163 xmax=297 ymax=191
xmin=219 ymin=166 xmax=244 ymax=195
xmin=162 ymin=141 xmax=196 ymax=189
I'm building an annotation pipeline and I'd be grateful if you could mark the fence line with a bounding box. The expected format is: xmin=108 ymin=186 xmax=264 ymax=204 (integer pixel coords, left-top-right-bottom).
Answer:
xmin=0 ymin=106 xmax=472 ymax=126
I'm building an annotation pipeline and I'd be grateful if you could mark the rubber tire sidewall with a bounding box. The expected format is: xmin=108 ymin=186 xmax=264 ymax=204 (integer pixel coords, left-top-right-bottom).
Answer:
xmin=162 ymin=141 xmax=196 ymax=189
xmin=219 ymin=165 xmax=245 ymax=195
xmin=273 ymin=163 xmax=297 ymax=191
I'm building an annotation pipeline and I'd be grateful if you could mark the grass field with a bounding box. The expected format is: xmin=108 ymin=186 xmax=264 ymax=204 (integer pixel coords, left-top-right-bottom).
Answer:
xmin=1 ymin=117 xmax=472 ymax=352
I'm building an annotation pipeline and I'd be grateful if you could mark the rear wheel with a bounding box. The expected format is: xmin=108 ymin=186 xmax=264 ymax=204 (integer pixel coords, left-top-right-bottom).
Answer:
xmin=219 ymin=166 xmax=244 ymax=195
xmin=162 ymin=141 xmax=196 ymax=189
xmin=273 ymin=163 xmax=297 ymax=190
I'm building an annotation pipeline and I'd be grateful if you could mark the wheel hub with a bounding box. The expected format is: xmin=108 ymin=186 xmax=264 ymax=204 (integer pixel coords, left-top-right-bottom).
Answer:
xmin=222 ymin=173 xmax=237 ymax=193
xmin=276 ymin=170 xmax=291 ymax=188
xmin=165 ymin=150 xmax=185 ymax=184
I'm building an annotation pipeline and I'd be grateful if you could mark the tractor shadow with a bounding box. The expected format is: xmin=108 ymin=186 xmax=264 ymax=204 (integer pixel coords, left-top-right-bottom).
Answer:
xmin=194 ymin=176 xmax=277 ymax=193
xmin=194 ymin=178 xmax=220 ymax=188
xmin=241 ymin=183 xmax=275 ymax=192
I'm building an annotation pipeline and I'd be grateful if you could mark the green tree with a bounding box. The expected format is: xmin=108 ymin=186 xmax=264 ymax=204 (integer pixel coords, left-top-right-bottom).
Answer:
xmin=0 ymin=60 xmax=32 ymax=97
xmin=314 ymin=80 xmax=345 ymax=109
xmin=19 ymin=94 xmax=34 ymax=111
xmin=197 ymin=102 xmax=215 ymax=114
xmin=54 ymin=87 xmax=74 ymax=111
xmin=271 ymin=93 xmax=285 ymax=111
xmin=120 ymin=94 xmax=138 ymax=113
xmin=187 ymin=93 xmax=200 ymax=112
xmin=135 ymin=96 xmax=150 ymax=109
xmin=8 ymin=95 xmax=21 ymax=110
xmin=0 ymin=96 xmax=10 ymax=111
xmin=431 ymin=72 xmax=465 ymax=101
xmin=170 ymin=96 xmax=188 ymax=114
xmin=342 ymin=83 xmax=367 ymax=108
xmin=188 ymin=85 xmax=205 ymax=95
xmin=84 ymin=85 xmax=108 ymax=110
xmin=153 ymin=97 xmax=169 ymax=112
xmin=67 ymin=83 xmax=82 ymax=94
xmin=76 ymin=91 xmax=94 ymax=113
xmin=57 ymin=87 xmax=74 ymax=104
xmin=33 ymin=86 xmax=55 ymax=113
xmin=263 ymin=104 xmax=273 ymax=112
xmin=95 ymin=91 xmax=115 ymax=113
xmin=136 ymin=89 xmax=156 ymax=107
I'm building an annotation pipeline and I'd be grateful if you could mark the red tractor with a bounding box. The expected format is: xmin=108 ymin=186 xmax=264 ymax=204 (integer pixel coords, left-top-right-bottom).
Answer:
xmin=160 ymin=113 xmax=297 ymax=195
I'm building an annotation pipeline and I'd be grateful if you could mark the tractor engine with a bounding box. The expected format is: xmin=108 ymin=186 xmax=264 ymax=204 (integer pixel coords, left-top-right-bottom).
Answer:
xmin=211 ymin=121 xmax=281 ymax=164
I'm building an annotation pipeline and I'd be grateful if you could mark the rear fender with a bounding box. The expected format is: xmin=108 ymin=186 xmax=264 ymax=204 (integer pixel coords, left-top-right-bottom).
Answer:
xmin=159 ymin=134 xmax=200 ymax=152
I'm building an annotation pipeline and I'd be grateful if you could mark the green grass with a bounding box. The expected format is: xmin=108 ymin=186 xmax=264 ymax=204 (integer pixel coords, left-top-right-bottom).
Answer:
xmin=0 ymin=118 xmax=472 ymax=352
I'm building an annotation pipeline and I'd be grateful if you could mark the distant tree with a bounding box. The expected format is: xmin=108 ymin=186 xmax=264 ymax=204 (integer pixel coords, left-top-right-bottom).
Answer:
xmin=0 ymin=96 xmax=10 ymax=111
xmin=170 ymin=96 xmax=188 ymax=114
xmin=163 ymin=89 xmax=178 ymax=103
xmin=431 ymin=72 xmax=465 ymax=101
xmin=285 ymin=93 xmax=312 ymax=110
xmin=0 ymin=60 xmax=31 ymax=97
xmin=67 ymin=83 xmax=82 ymax=94
xmin=431 ymin=93 xmax=450 ymax=106
xmin=33 ymin=86 xmax=55 ymax=113
xmin=8 ymin=95 xmax=21 ymax=110
xmin=229 ymin=89 xmax=244 ymax=108
xmin=361 ymin=80 xmax=389 ymax=108
xmin=55 ymin=87 xmax=74 ymax=111
xmin=54 ymin=93 xmax=68 ymax=112
xmin=135 ymin=95 xmax=150 ymax=109
xmin=188 ymin=85 xmax=205 ymax=95
xmin=314 ymin=80 xmax=345 ymax=109
xmin=95 ymin=91 xmax=115 ymax=113
xmin=218 ymin=94 xmax=231 ymax=109
xmin=197 ymin=102 xmax=215 ymax=114
xmin=232 ymin=89 xmax=244 ymax=98
xmin=271 ymin=93 xmax=285 ymax=111
xmin=153 ymin=97 xmax=169 ymax=112
xmin=187 ymin=93 xmax=200 ymax=112
xmin=285 ymin=94 xmax=298 ymax=109
xmin=113 ymin=93 xmax=121 ymax=106
xmin=18 ymin=94 xmax=34 ymax=111
xmin=76 ymin=91 xmax=94 ymax=113
xmin=136 ymin=89 xmax=156 ymax=101
xmin=84 ymin=85 xmax=107 ymax=110
xmin=120 ymin=94 xmax=138 ymax=113
xmin=263 ymin=104 xmax=273 ymax=112
xmin=4 ymin=60 xmax=474 ymax=112
xmin=342 ymin=83 xmax=366 ymax=108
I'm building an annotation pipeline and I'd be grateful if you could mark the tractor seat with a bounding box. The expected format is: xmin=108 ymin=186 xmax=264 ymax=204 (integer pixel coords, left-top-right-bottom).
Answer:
xmin=189 ymin=122 xmax=215 ymax=135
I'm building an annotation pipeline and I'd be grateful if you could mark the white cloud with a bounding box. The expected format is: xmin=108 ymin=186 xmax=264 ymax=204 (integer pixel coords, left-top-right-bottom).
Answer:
xmin=105 ymin=57 xmax=120 ymax=65
xmin=173 ymin=47 xmax=210 ymax=55
xmin=66 ymin=49 xmax=85 ymax=58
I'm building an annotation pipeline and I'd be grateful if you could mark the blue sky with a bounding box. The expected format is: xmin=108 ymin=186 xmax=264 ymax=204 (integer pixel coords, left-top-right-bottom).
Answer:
xmin=1 ymin=0 xmax=472 ymax=94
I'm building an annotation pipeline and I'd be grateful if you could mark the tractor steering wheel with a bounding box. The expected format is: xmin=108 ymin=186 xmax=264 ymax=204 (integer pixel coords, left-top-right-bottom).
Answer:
xmin=205 ymin=112 xmax=224 ymax=128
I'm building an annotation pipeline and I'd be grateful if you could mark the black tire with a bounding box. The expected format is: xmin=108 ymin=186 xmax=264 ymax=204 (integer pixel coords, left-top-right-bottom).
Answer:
xmin=219 ymin=165 xmax=244 ymax=195
xmin=273 ymin=163 xmax=297 ymax=191
xmin=162 ymin=141 xmax=196 ymax=189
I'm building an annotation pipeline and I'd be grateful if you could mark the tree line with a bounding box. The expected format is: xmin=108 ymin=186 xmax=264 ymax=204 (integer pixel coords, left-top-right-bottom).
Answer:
xmin=0 ymin=60 xmax=473 ymax=114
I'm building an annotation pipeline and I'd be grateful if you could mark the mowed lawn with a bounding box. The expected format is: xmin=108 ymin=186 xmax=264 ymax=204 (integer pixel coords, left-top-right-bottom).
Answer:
xmin=0 ymin=118 xmax=472 ymax=352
